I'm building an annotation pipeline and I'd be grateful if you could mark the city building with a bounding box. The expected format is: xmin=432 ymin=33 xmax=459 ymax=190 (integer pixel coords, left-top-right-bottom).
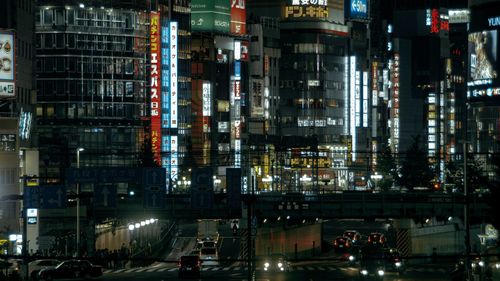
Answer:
xmin=0 ymin=0 xmax=36 ymax=253
xmin=34 ymin=0 xmax=149 ymax=254
xmin=467 ymin=0 xmax=500 ymax=173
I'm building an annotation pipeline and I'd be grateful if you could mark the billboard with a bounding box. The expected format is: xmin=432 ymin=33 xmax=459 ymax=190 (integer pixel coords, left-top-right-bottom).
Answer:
xmin=0 ymin=32 xmax=15 ymax=98
xmin=150 ymin=12 xmax=162 ymax=165
xmin=191 ymin=0 xmax=231 ymax=33
xmin=469 ymin=30 xmax=498 ymax=81
xmin=231 ymin=0 xmax=246 ymax=35
xmin=346 ymin=0 xmax=368 ymax=19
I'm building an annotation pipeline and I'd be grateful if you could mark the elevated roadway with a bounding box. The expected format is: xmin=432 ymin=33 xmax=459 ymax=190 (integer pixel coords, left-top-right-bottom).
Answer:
xmin=93 ymin=192 xmax=490 ymax=221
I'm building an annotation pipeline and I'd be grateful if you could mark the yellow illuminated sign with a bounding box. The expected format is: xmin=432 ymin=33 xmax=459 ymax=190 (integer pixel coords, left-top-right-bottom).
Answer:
xmin=284 ymin=5 xmax=329 ymax=19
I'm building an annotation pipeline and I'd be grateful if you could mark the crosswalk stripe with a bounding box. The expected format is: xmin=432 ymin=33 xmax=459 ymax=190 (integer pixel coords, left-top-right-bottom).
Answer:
xmin=103 ymin=269 xmax=113 ymax=274
xmin=168 ymin=268 xmax=177 ymax=272
xmin=201 ymin=268 xmax=210 ymax=271
xmin=157 ymin=268 xmax=170 ymax=272
xmin=296 ymin=266 xmax=304 ymax=270
xmin=317 ymin=266 xmax=326 ymax=271
xmin=113 ymin=269 xmax=127 ymax=273
xmin=223 ymin=267 xmax=231 ymax=271
xmin=328 ymin=267 xmax=336 ymax=271
xmin=211 ymin=267 xmax=221 ymax=271
xmin=124 ymin=269 xmax=136 ymax=273
xmin=306 ymin=266 xmax=315 ymax=271
xmin=146 ymin=268 xmax=159 ymax=272
xmin=135 ymin=268 xmax=149 ymax=272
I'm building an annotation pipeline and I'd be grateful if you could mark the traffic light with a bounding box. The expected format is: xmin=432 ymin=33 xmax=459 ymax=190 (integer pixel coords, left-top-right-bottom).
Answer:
xmin=433 ymin=182 xmax=440 ymax=190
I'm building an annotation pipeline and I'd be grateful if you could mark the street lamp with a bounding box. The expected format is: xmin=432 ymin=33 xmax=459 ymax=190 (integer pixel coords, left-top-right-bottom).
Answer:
xmin=76 ymin=147 xmax=84 ymax=256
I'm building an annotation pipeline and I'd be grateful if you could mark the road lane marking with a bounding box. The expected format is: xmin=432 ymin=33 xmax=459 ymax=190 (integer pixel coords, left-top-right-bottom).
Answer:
xmin=157 ymin=267 xmax=170 ymax=272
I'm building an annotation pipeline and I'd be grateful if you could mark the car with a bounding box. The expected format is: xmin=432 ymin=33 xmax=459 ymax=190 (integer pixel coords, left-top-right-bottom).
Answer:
xmin=202 ymin=240 xmax=216 ymax=248
xmin=38 ymin=260 xmax=102 ymax=280
xmin=178 ymin=255 xmax=201 ymax=278
xmin=367 ymin=233 xmax=386 ymax=246
xmin=343 ymin=230 xmax=362 ymax=244
xmin=28 ymin=259 xmax=60 ymax=280
xmin=333 ymin=236 xmax=352 ymax=252
xmin=261 ymin=254 xmax=290 ymax=272
xmin=384 ymin=248 xmax=405 ymax=274
xmin=199 ymin=247 xmax=219 ymax=266
xmin=359 ymin=245 xmax=386 ymax=280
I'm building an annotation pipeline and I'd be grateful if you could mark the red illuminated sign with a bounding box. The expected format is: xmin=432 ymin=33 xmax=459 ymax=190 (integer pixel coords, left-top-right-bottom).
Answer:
xmin=231 ymin=0 xmax=246 ymax=35
xmin=430 ymin=9 xmax=449 ymax=34
xmin=150 ymin=12 xmax=161 ymax=165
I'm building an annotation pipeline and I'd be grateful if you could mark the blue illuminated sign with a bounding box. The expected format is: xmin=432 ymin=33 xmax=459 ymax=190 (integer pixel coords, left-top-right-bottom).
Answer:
xmin=347 ymin=0 xmax=368 ymax=19
xmin=161 ymin=21 xmax=171 ymax=129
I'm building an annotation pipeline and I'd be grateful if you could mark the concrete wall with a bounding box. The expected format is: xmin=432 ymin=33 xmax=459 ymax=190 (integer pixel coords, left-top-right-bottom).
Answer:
xmin=255 ymin=223 xmax=322 ymax=259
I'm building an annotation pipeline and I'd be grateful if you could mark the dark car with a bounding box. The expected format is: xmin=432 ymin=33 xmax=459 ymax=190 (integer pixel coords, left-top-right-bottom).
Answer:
xmin=178 ymin=255 xmax=201 ymax=278
xmin=38 ymin=260 xmax=102 ymax=280
xmin=359 ymin=245 xmax=386 ymax=280
xmin=343 ymin=230 xmax=362 ymax=244
xmin=333 ymin=236 xmax=352 ymax=252
xmin=260 ymin=254 xmax=290 ymax=272
xmin=367 ymin=233 xmax=386 ymax=246
xmin=384 ymin=248 xmax=405 ymax=274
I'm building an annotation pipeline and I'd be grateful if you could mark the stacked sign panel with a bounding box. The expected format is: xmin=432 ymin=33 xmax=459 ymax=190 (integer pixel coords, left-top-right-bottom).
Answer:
xmin=0 ymin=31 xmax=15 ymax=97
xmin=150 ymin=12 xmax=162 ymax=165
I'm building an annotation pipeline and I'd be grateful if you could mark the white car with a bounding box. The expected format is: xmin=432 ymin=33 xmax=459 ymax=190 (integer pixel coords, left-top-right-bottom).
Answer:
xmin=28 ymin=259 xmax=60 ymax=280
xmin=199 ymin=247 xmax=219 ymax=266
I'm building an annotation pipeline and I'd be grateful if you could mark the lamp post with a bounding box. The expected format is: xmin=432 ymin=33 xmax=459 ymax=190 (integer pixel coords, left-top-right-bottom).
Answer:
xmin=76 ymin=147 xmax=84 ymax=256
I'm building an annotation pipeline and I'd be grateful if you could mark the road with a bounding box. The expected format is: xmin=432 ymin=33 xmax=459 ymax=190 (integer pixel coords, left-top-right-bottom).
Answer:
xmin=96 ymin=262 xmax=451 ymax=281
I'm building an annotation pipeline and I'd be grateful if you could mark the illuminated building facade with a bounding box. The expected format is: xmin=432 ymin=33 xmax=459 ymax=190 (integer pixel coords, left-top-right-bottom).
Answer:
xmin=467 ymin=1 xmax=500 ymax=160
xmin=190 ymin=0 xmax=248 ymax=186
xmin=35 ymin=0 xmax=149 ymax=182
xmin=0 ymin=0 xmax=36 ymax=251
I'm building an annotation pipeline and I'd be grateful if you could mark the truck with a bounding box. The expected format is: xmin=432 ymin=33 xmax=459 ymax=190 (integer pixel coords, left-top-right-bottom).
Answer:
xmin=197 ymin=220 xmax=219 ymax=242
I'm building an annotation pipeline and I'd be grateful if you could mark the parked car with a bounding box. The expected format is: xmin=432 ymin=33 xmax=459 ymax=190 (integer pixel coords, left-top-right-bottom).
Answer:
xmin=38 ymin=260 xmax=102 ymax=280
xmin=178 ymin=255 xmax=201 ymax=278
xmin=261 ymin=254 xmax=290 ymax=272
xmin=28 ymin=259 xmax=60 ymax=280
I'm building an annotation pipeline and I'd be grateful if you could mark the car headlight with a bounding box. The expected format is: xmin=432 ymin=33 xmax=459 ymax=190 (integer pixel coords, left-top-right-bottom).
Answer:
xmin=278 ymin=262 xmax=283 ymax=268
xmin=349 ymin=255 xmax=355 ymax=261
xmin=361 ymin=270 xmax=368 ymax=275
xmin=264 ymin=262 xmax=269 ymax=267
xmin=378 ymin=270 xmax=385 ymax=276
xmin=495 ymin=262 xmax=500 ymax=269
xmin=472 ymin=263 xmax=477 ymax=268
xmin=478 ymin=261 xmax=485 ymax=267
xmin=280 ymin=267 xmax=284 ymax=271
xmin=395 ymin=262 xmax=402 ymax=267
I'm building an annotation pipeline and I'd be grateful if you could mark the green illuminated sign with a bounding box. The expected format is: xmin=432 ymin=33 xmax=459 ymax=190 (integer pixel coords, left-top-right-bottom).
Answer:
xmin=191 ymin=0 xmax=230 ymax=33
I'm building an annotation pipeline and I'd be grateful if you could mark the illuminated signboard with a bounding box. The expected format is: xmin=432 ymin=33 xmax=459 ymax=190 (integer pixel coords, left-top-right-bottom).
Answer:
xmin=350 ymin=56 xmax=356 ymax=161
xmin=362 ymin=71 xmax=368 ymax=128
xmin=202 ymin=82 xmax=211 ymax=116
xmin=427 ymin=92 xmax=437 ymax=156
xmin=469 ymin=30 xmax=497 ymax=82
xmin=161 ymin=20 xmax=170 ymax=129
xmin=231 ymin=0 xmax=246 ymax=35
xmin=0 ymin=32 xmax=15 ymax=97
xmin=430 ymin=9 xmax=449 ymax=34
xmin=250 ymin=78 xmax=264 ymax=117
xmin=284 ymin=6 xmax=329 ymax=19
xmin=355 ymin=71 xmax=361 ymax=127
xmin=488 ymin=16 xmax=500 ymax=27
xmin=346 ymin=0 xmax=367 ymax=19
xmin=191 ymin=0 xmax=230 ymax=33
xmin=150 ymin=12 xmax=161 ymax=165
xmin=0 ymin=133 xmax=16 ymax=152
xmin=392 ymin=53 xmax=400 ymax=153
xmin=170 ymin=22 xmax=178 ymax=129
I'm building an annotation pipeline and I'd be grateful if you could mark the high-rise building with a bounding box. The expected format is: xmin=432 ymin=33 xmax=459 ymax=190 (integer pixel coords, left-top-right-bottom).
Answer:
xmin=467 ymin=0 xmax=500 ymax=169
xmin=0 ymin=0 xmax=36 ymax=250
xmin=35 ymin=0 xmax=149 ymax=181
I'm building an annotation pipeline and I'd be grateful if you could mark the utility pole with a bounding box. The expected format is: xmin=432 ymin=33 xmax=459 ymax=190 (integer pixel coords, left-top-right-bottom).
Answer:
xmin=463 ymin=102 xmax=472 ymax=281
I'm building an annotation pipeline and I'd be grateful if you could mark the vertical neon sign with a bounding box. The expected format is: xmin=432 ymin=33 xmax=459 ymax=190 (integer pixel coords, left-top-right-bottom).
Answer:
xmin=150 ymin=12 xmax=162 ymax=165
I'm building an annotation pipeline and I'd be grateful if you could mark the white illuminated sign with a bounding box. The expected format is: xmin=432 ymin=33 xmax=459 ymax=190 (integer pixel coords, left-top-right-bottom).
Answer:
xmin=170 ymin=22 xmax=178 ymax=129
xmin=488 ymin=16 xmax=500 ymax=27
xmin=350 ymin=56 xmax=357 ymax=161
xmin=291 ymin=0 xmax=328 ymax=6
xmin=27 ymin=208 xmax=38 ymax=217
xmin=234 ymin=41 xmax=241 ymax=60
xmin=203 ymin=82 xmax=211 ymax=116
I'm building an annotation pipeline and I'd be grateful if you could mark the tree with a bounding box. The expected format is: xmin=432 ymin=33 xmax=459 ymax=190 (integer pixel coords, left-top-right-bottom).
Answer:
xmin=397 ymin=136 xmax=435 ymax=190
xmin=376 ymin=144 xmax=398 ymax=190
